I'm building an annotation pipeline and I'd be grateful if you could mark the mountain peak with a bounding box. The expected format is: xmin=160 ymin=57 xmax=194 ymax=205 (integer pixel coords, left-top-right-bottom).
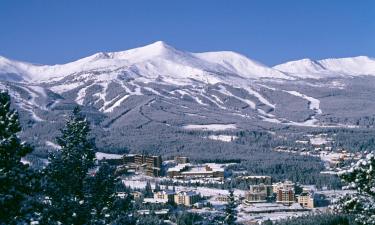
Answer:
xmin=101 ymin=40 xmax=181 ymax=63
xmin=148 ymin=40 xmax=170 ymax=48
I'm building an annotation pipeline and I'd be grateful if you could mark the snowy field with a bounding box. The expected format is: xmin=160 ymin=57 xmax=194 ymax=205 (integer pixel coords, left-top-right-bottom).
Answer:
xmin=95 ymin=152 xmax=123 ymax=160
xmin=206 ymin=135 xmax=238 ymax=142
xmin=183 ymin=124 xmax=237 ymax=131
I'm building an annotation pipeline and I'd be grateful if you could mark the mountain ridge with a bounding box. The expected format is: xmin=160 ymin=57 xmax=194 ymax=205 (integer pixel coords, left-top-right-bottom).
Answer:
xmin=1 ymin=41 xmax=374 ymax=83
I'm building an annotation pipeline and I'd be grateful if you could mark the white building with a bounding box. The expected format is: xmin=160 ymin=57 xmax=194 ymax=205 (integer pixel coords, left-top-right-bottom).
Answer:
xmin=153 ymin=190 xmax=175 ymax=203
xmin=174 ymin=191 xmax=200 ymax=206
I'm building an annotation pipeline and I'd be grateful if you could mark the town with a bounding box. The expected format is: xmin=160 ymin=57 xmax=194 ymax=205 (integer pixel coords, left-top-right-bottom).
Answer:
xmin=96 ymin=152 xmax=352 ymax=224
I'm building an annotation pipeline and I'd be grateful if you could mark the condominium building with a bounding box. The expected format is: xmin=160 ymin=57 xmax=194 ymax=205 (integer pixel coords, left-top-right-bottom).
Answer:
xmin=273 ymin=180 xmax=296 ymax=205
xmin=123 ymin=154 xmax=135 ymax=164
xmin=145 ymin=155 xmax=162 ymax=177
xmin=153 ymin=190 xmax=175 ymax=203
xmin=215 ymin=194 xmax=230 ymax=202
xmin=297 ymin=192 xmax=315 ymax=208
xmin=245 ymin=184 xmax=272 ymax=203
xmin=128 ymin=154 xmax=162 ymax=177
xmin=276 ymin=188 xmax=295 ymax=205
xmin=131 ymin=191 xmax=143 ymax=200
xmin=272 ymin=180 xmax=295 ymax=193
xmin=167 ymin=163 xmax=224 ymax=179
xmin=174 ymin=191 xmax=200 ymax=206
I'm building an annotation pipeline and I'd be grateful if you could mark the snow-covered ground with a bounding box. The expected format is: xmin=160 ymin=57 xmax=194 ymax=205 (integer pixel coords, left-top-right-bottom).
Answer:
xmin=218 ymin=85 xmax=256 ymax=109
xmin=122 ymin=175 xmax=245 ymax=199
xmin=285 ymin=90 xmax=322 ymax=114
xmin=183 ymin=124 xmax=237 ymax=131
xmin=206 ymin=135 xmax=237 ymax=142
xmin=45 ymin=141 xmax=61 ymax=150
xmin=237 ymin=203 xmax=312 ymax=223
xmin=310 ymin=136 xmax=328 ymax=145
xmin=95 ymin=152 xmax=123 ymax=160
xmin=274 ymin=56 xmax=375 ymax=78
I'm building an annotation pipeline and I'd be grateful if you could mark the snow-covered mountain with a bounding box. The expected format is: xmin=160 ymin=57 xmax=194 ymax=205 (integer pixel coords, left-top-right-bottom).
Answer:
xmin=1 ymin=42 xmax=375 ymax=83
xmin=274 ymin=56 xmax=375 ymax=79
xmin=1 ymin=41 xmax=375 ymax=154
xmin=0 ymin=41 xmax=290 ymax=83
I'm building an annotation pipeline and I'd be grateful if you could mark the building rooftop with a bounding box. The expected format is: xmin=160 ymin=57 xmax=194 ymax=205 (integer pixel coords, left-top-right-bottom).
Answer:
xmin=167 ymin=163 xmax=191 ymax=172
xmin=157 ymin=190 xmax=175 ymax=195
xmin=168 ymin=163 xmax=225 ymax=173
xmin=177 ymin=191 xmax=199 ymax=196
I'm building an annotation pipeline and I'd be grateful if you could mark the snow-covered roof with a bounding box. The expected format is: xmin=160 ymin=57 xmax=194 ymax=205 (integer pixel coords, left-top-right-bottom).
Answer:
xmin=168 ymin=163 xmax=225 ymax=174
xmin=177 ymin=191 xmax=199 ymax=196
xmin=95 ymin=152 xmax=123 ymax=160
xmin=167 ymin=163 xmax=190 ymax=172
xmin=143 ymin=198 xmax=168 ymax=204
xmin=156 ymin=190 xmax=175 ymax=195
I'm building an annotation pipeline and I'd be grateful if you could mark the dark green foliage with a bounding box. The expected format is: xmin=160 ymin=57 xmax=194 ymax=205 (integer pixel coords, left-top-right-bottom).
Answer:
xmin=144 ymin=181 xmax=153 ymax=198
xmin=85 ymin=162 xmax=117 ymax=224
xmin=136 ymin=214 xmax=165 ymax=225
xmin=228 ymin=153 xmax=342 ymax=189
xmin=154 ymin=181 xmax=161 ymax=192
xmin=224 ymin=189 xmax=237 ymax=225
xmin=110 ymin=213 xmax=136 ymax=225
xmin=0 ymin=91 xmax=40 ymax=224
xmin=42 ymin=107 xmax=96 ymax=224
xmin=170 ymin=211 xmax=203 ymax=225
xmin=336 ymin=152 xmax=375 ymax=224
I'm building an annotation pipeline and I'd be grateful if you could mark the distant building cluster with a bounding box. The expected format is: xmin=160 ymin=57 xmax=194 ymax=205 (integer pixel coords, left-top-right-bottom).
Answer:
xmin=141 ymin=189 xmax=200 ymax=207
xmin=116 ymin=154 xmax=162 ymax=177
xmin=242 ymin=179 xmax=316 ymax=208
xmin=99 ymin=154 xmax=228 ymax=181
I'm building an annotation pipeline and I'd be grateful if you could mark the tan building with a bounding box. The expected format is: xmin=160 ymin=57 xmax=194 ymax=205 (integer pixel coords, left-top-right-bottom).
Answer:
xmin=174 ymin=191 xmax=200 ymax=206
xmin=153 ymin=190 xmax=175 ymax=203
xmin=134 ymin=154 xmax=145 ymax=165
xmin=216 ymin=194 xmax=230 ymax=202
xmin=131 ymin=191 xmax=143 ymax=200
xmin=145 ymin=155 xmax=162 ymax=177
xmin=297 ymin=192 xmax=314 ymax=208
xmin=131 ymin=154 xmax=162 ymax=177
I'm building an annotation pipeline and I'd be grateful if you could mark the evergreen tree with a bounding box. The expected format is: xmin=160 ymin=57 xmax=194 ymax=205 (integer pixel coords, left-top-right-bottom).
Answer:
xmin=136 ymin=214 xmax=164 ymax=225
xmin=42 ymin=107 xmax=96 ymax=224
xmin=145 ymin=181 xmax=153 ymax=198
xmin=334 ymin=151 xmax=375 ymax=225
xmin=0 ymin=91 xmax=40 ymax=224
xmin=85 ymin=162 xmax=117 ymax=224
xmin=224 ymin=189 xmax=237 ymax=225
xmin=154 ymin=181 xmax=161 ymax=192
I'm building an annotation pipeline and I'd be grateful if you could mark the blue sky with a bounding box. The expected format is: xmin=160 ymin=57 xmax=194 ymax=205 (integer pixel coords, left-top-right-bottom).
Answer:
xmin=0 ymin=0 xmax=374 ymax=66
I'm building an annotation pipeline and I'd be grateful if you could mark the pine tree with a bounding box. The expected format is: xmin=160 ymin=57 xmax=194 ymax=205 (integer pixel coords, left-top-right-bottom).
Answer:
xmin=334 ymin=151 xmax=375 ymax=225
xmin=85 ymin=162 xmax=117 ymax=224
xmin=0 ymin=91 xmax=40 ymax=224
xmin=154 ymin=181 xmax=161 ymax=192
xmin=224 ymin=189 xmax=237 ymax=225
xmin=145 ymin=181 xmax=153 ymax=198
xmin=42 ymin=107 xmax=96 ymax=224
